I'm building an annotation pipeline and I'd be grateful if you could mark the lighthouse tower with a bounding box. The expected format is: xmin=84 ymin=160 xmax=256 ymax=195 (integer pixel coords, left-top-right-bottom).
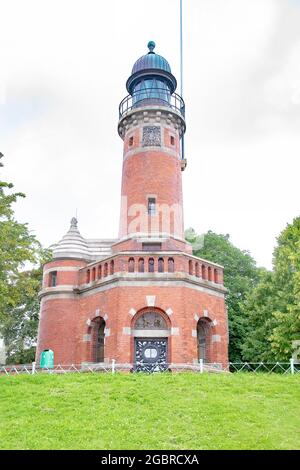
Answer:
xmin=36 ymin=43 xmax=228 ymax=371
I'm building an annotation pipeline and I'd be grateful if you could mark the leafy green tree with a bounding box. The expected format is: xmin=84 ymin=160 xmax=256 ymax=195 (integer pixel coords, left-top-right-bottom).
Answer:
xmin=185 ymin=229 xmax=260 ymax=361
xmin=269 ymin=217 xmax=300 ymax=359
xmin=236 ymin=217 xmax=300 ymax=361
xmin=241 ymin=270 xmax=277 ymax=361
xmin=0 ymin=153 xmax=50 ymax=363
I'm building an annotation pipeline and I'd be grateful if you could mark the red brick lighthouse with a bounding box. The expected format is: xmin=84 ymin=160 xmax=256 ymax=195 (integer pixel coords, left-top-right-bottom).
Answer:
xmin=36 ymin=42 xmax=228 ymax=371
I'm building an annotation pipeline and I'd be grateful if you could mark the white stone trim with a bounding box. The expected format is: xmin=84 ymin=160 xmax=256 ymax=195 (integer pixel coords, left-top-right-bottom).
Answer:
xmin=212 ymin=319 xmax=218 ymax=326
xmin=86 ymin=319 xmax=91 ymax=327
xmin=212 ymin=335 xmax=221 ymax=343
xmin=104 ymin=328 xmax=110 ymax=337
xmin=103 ymin=314 xmax=108 ymax=321
xmin=78 ymin=280 xmax=226 ymax=299
xmin=83 ymin=334 xmax=91 ymax=342
xmin=166 ymin=308 xmax=173 ymax=316
xmin=194 ymin=314 xmax=199 ymax=322
xmin=203 ymin=310 xmax=209 ymax=318
xmin=192 ymin=329 xmax=197 ymax=338
xmin=171 ymin=327 xmax=180 ymax=336
xmin=123 ymin=327 xmax=131 ymax=335
xmin=146 ymin=295 xmax=156 ymax=307
xmin=95 ymin=309 xmax=100 ymax=317
xmin=40 ymin=293 xmax=77 ymax=301
xmin=129 ymin=308 xmax=136 ymax=317
xmin=132 ymin=329 xmax=170 ymax=338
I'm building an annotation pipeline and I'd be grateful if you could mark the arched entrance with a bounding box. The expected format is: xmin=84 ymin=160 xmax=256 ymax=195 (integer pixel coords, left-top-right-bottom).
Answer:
xmin=91 ymin=317 xmax=105 ymax=363
xmin=197 ymin=319 xmax=211 ymax=363
xmin=133 ymin=309 xmax=170 ymax=372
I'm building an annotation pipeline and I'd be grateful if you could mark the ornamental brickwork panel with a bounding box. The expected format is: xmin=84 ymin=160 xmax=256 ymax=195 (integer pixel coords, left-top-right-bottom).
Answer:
xmin=142 ymin=126 xmax=161 ymax=147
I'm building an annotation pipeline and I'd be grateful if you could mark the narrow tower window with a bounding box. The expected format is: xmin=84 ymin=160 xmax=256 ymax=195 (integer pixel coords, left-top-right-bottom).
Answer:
xmin=129 ymin=136 xmax=134 ymax=147
xmin=49 ymin=271 xmax=57 ymax=287
xmin=148 ymin=197 xmax=156 ymax=216
xmin=170 ymin=135 xmax=175 ymax=146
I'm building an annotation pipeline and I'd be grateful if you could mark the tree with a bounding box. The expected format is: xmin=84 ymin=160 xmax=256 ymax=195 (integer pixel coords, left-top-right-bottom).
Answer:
xmin=269 ymin=217 xmax=300 ymax=359
xmin=241 ymin=270 xmax=277 ymax=361
xmin=239 ymin=217 xmax=300 ymax=362
xmin=0 ymin=153 xmax=50 ymax=363
xmin=185 ymin=229 xmax=260 ymax=361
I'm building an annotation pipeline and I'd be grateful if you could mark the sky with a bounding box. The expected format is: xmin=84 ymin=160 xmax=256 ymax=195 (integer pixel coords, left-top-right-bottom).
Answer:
xmin=0 ymin=0 xmax=299 ymax=270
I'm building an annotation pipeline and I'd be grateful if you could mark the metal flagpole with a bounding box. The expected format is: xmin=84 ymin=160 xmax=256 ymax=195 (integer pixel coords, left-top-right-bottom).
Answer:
xmin=180 ymin=0 xmax=183 ymax=98
xmin=180 ymin=0 xmax=185 ymax=161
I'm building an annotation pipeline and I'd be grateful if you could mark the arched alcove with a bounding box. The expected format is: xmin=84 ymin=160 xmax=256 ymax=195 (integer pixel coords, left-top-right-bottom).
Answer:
xmin=91 ymin=317 xmax=106 ymax=363
xmin=132 ymin=308 xmax=170 ymax=371
xmin=197 ymin=318 xmax=212 ymax=363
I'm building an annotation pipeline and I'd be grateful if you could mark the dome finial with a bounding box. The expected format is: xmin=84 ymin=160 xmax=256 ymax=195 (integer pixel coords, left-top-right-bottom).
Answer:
xmin=70 ymin=217 xmax=78 ymax=228
xmin=147 ymin=40 xmax=156 ymax=53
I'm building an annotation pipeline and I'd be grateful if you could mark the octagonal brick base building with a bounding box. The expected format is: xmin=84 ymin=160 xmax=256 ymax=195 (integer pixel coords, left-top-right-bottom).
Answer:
xmin=36 ymin=43 xmax=228 ymax=371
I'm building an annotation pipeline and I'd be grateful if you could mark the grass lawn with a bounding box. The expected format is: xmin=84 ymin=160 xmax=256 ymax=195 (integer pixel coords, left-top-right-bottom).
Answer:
xmin=0 ymin=372 xmax=299 ymax=450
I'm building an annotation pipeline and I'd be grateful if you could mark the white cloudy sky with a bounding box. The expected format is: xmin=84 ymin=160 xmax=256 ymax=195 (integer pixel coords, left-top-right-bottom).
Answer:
xmin=0 ymin=0 xmax=299 ymax=269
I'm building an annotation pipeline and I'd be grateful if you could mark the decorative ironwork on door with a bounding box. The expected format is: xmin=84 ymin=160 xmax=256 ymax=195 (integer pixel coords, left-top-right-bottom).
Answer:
xmin=134 ymin=338 xmax=168 ymax=372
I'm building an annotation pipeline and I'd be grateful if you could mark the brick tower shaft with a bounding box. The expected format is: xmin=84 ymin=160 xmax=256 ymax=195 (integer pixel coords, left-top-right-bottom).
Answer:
xmin=117 ymin=41 xmax=187 ymax=250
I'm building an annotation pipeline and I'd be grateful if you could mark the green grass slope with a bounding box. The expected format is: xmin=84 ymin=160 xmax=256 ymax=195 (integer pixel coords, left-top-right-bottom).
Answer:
xmin=0 ymin=373 xmax=299 ymax=450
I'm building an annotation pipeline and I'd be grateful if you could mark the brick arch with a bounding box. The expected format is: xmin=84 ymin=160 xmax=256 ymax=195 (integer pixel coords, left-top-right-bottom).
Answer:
xmin=130 ymin=307 xmax=172 ymax=365
xmin=197 ymin=317 xmax=214 ymax=363
xmin=86 ymin=316 xmax=106 ymax=363
xmin=130 ymin=306 xmax=172 ymax=329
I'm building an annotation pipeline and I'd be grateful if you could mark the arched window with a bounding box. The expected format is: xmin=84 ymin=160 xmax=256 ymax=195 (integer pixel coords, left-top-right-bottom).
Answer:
xmin=92 ymin=267 xmax=96 ymax=282
xmin=110 ymin=260 xmax=114 ymax=275
xmin=201 ymin=264 xmax=206 ymax=280
xmin=214 ymin=269 xmax=218 ymax=284
xmin=195 ymin=263 xmax=200 ymax=277
xmin=189 ymin=260 xmax=193 ymax=275
xmin=208 ymin=266 xmax=212 ymax=281
xmin=92 ymin=317 xmax=106 ymax=363
xmin=168 ymin=258 xmax=174 ymax=273
xmin=135 ymin=311 xmax=167 ymax=330
xmin=104 ymin=263 xmax=108 ymax=277
xmin=138 ymin=258 xmax=144 ymax=273
xmin=148 ymin=258 xmax=155 ymax=273
xmin=128 ymin=258 xmax=135 ymax=273
xmin=86 ymin=269 xmax=90 ymax=284
xmin=197 ymin=319 xmax=210 ymax=363
xmin=98 ymin=265 xmax=102 ymax=279
xmin=158 ymin=258 xmax=164 ymax=273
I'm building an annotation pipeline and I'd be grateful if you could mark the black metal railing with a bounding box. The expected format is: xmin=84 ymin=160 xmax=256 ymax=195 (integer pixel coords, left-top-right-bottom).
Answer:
xmin=119 ymin=87 xmax=185 ymax=119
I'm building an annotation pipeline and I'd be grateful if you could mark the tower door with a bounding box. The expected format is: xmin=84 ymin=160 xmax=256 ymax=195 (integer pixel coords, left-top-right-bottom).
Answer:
xmin=134 ymin=338 xmax=168 ymax=372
